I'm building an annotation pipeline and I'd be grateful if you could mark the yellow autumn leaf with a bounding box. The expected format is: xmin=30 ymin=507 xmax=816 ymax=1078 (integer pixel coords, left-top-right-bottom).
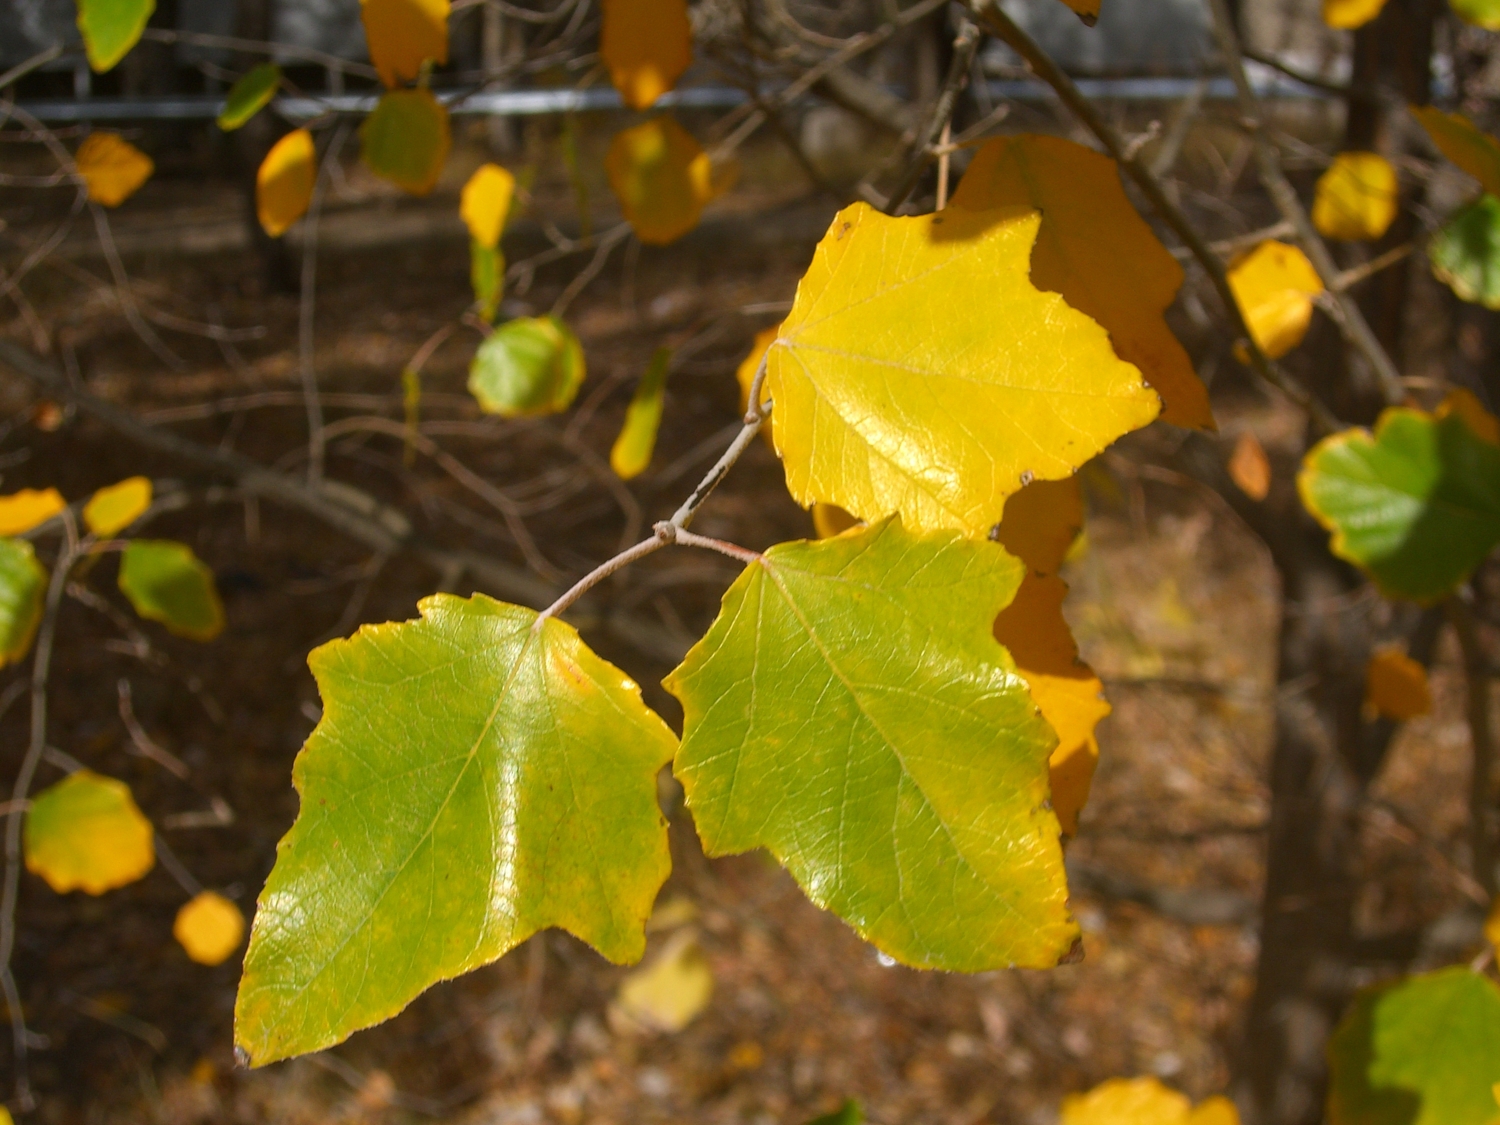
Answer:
xmin=75 ymin=132 xmax=153 ymax=207
xmin=256 ymin=129 xmax=316 ymax=237
xmin=361 ymin=0 xmax=450 ymax=89
xmin=1486 ymin=897 xmax=1500 ymax=953
xmin=1055 ymin=0 xmax=1101 ymax=21
xmin=1228 ymin=432 xmax=1271 ymax=500
xmin=606 ymin=116 xmax=717 ymax=246
xmin=1312 ymin=152 xmax=1399 ymax=241
xmin=1365 ymin=645 xmax=1432 ymax=721
xmin=361 ymin=89 xmax=451 ymax=196
xmin=1412 ymin=106 xmax=1500 ymax=197
xmin=1437 ymin=387 xmax=1500 ymax=445
xmin=460 ymin=162 xmax=515 ymax=249
xmin=812 ymin=504 xmax=861 ymax=539
xmin=1227 ymin=240 xmax=1325 ymax=359
xmin=994 ymin=475 xmax=1084 ymax=577
xmin=735 ymin=326 xmax=777 ymax=416
xmin=1062 ymin=1077 xmax=1194 ymax=1125
xmin=950 ymin=135 xmax=1212 ymax=429
xmin=1324 ymin=0 xmax=1388 ymax=28
xmin=0 ymin=488 xmax=66 ymax=536
xmin=613 ymin=929 xmax=713 ymax=1033
xmin=25 ymin=771 xmax=154 ymax=895
xmin=768 ymin=202 xmax=1159 ymax=539
xmin=601 ymin=0 xmax=692 ymax=111
xmin=1188 ymin=1097 xmax=1241 ymax=1125
xmin=83 ymin=476 xmax=152 ymax=537
xmin=175 ymin=890 xmax=246 ymax=966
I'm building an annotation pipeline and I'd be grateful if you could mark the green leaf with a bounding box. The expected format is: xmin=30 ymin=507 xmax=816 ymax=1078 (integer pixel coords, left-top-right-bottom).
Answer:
xmin=360 ymin=89 xmax=451 ymax=196
xmin=118 ymin=539 xmax=225 ymax=641
xmin=1298 ymin=408 xmax=1500 ymax=602
xmin=235 ymin=594 xmax=677 ymax=1066
xmin=1452 ymin=0 xmax=1500 ymax=30
xmin=1430 ymin=194 xmax=1500 ymax=309
xmin=665 ymin=517 xmax=1077 ymax=972
xmin=218 ymin=63 xmax=281 ymax=131
xmin=1328 ymin=967 xmax=1500 ymax=1125
xmin=805 ymin=1100 xmax=864 ymax=1125
xmin=468 ymin=316 xmax=586 ymax=417
xmin=470 ymin=239 xmax=504 ymax=323
xmin=610 ymin=347 xmax=670 ymax=480
xmin=0 ymin=538 xmax=46 ymax=667
xmin=76 ymin=0 xmax=155 ymax=72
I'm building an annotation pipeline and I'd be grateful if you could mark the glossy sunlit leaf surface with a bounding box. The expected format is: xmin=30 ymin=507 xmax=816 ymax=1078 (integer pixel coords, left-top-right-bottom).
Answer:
xmin=1452 ymin=0 xmax=1500 ymax=28
xmin=218 ymin=63 xmax=280 ymax=131
xmin=461 ymin=163 xmax=515 ymax=249
xmin=1227 ymin=240 xmax=1325 ymax=359
xmin=84 ymin=476 xmax=151 ymax=537
xmin=1431 ymin=195 xmax=1500 ymax=309
xmin=1328 ymin=968 xmax=1500 ymax=1125
xmin=1413 ymin=107 xmax=1500 ymax=197
xmin=611 ymin=347 xmax=670 ymax=480
xmin=601 ymin=0 xmax=692 ymax=110
xmin=606 ymin=116 xmax=716 ymax=246
xmin=25 ymin=771 xmax=154 ymax=895
xmin=768 ymin=203 xmax=1158 ymax=539
xmin=76 ymin=0 xmax=154 ymax=71
xmin=118 ymin=540 xmax=225 ymax=641
xmin=361 ymin=89 xmax=451 ymax=196
xmin=1365 ymin=646 xmax=1431 ymax=721
xmin=361 ymin=0 xmax=450 ymax=88
xmin=75 ymin=133 xmax=153 ymax=207
xmin=256 ymin=129 xmax=316 ymax=237
xmin=1324 ymin=0 xmax=1388 ymax=28
xmin=468 ymin=315 xmax=585 ymax=416
xmin=1229 ymin=431 xmax=1272 ymax=500
xmin=175 ymin=891 xmax=246 ymax=966
xmin=1299 ymin=408 xmax=1500 ymax=602
xmin=1313 ymin=152 xmax=1399 ymax=241
xmin=949 ymin=135 xmax=1211 ymax=429
xmin=667 ymin=518 xmax=1077 ymax=971
xmin=235 ymin=594 xmax=677 ymax=1064
xmin=0 ymin=538 xmax=47 ymax=667
xmin=0 ymin=488 xmax=65 ymax=536
xmin=613 ymin=929 xmax=713 ymax=1033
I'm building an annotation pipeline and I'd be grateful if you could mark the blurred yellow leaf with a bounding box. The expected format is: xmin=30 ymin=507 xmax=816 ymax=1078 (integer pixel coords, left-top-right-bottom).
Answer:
xmin=1365 ymin=646 xmax=1431 ymax=721
xmin=75 ymin=132 xmax=153 ymax=207
xmin=646 ymin=895 xmax=699 ymax=933
xmin=606 ymin=116 xmax=716 ymax=245
xmin=0 ymin=488 xmax=65 ymax=536
xmin=735 ymin=326 xmax=777 ymax=416
xmin=25 ymin=771 xmax=154 ymax=895
xmin=1313 ymin=152 xmax=1399 ymax=241
xmin=1227 ymin=240 xmax=1325 ymax=359
xmin=602 ymin=0 xmax=692 ymax=110
xmin=362 ymin=89 xmax=451 ymax=196
xmin=0 ymin=539 xmax=47 ymax=668
xmin=84 ymin=476 xmax=151 ymax=537
xmin=610 ymin=347 xmax=671 ymax=480
xmin=1189 ymin=1097 xmax=1241 ymax=1125
xmin=1437 ymin=387 xmax=1500 ymax=445
xmin=1228 ymin=432 xmax=1271 ymax=501
xmin=361 ymin=0 xmax=449 ymax=88
xmin=1486 ymin=897 xmax=1500 ymax=954
xmin=460 ymin=162 xmax=515 ymax=249
xmin=1412 ymin=106 xmax=1500 ymax=197
xmin=1324 ymin=0 xmax=1388 ymax=27
xmin=1453 ymin=0 xmax=1500 ymax=29
xmin=256 ymin=129 xmax=316 ymax=237
xmin=614 ymin=929 xmax=713 ymax=1033
xmin=174 ymin=890 xmax=246 ymax=966
xmin=1061 ymin=1077 xmax=1197 ymax=1125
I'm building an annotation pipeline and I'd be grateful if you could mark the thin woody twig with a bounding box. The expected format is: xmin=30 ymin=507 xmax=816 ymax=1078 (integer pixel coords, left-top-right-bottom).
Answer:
xmin=884 ymin=21 xmax=982 ymax=213
xmin=1448 ymin=593 xmax=1496 ymax=897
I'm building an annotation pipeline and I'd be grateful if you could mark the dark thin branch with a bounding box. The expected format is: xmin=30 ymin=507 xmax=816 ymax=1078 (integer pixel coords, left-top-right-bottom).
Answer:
xmin=884 ymin=20 xmax=983 ymax=213
xmin=1448 ymin=593 xmax=1496 ymax=896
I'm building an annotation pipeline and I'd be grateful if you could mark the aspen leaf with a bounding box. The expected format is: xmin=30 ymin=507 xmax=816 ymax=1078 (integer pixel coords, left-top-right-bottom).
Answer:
xmin=0 ymin=538 xmax=47 ymax=667
xmin=601 ymin=0 xmax=693 ymax=111
xmin=1060 ymin=1077 xmax=1193 ymax=1125
xmin=76 ymin=0 xmax=154 ymax=72
xmin=1328 ymin=968 xmax=1500 ymax=1125
xmin=610 ymin=348 xmax=670 ymax=480
xmin=1312 ymin=152 xmax=1399 ymax=241
xmin=1365 ymin=646 xmax=1432 ymax=721
xmin=667 ymin=517 xmax=1078 ymax=971
xmin=175 ymin=891 xmax=246 ymax=966
xmin=1189 ymin=1098 xmax=1241 ymax=1125
xmin=235 ymin=594 xmax=676 ymax=1065
xmin=118 ymin=540 xmax=225 ymax=641
xmin=1438 ymin=388 xmax=1500 ymax=445
xmin=1452 ymin=0 xmax=1500 ymax=28
xmin=461 ymin=162 xmax=515 ymax=250
xmin=812 ymin=504 xmax=861 ymax=539
xmin=0 ymin=488 xmax=65 ymax=536
xmin=468 ymin=315 xmax=585 ymax=416
xmin=84 ymin=476 xmax=151 ymax=537
xmin=75 ymin=133 xmax=153 ymax=207
xmin=767 ymin=202 xmax=1158 ymax=539
xmin=218 ymin=63 xmax=280 ymax=131
xmin=1227 ymin=241 xmax=1325 ymax=360
xmin=1430 ymin=194 xmax=1500 ymax=309
xmin=1324 ymin=0 xmax=1388 ymax=28
xmin=362 ymin=89 xmax=451 ymax=196
xmin=613 ymin=929 xmax=713 ymax=1032
xmin=25 ymin=771 xmax=154 ymax=895
xmin=1228 ymin=432 xmax=1272 ymax=500
xmin=1299 ymin=408 xmax=1500 ymax=602
xmin=949 ymin=135 xmax=1212 ymax=429
xmin=361 ymin=0 xmax=450 ymax=89
xmin=1412 ymin=107 xmax=1500 ymax=198
xmin=606 ymin=117 xmax=717 ymax=246
xmin=256 ymin=129 xmax=316 ymax=238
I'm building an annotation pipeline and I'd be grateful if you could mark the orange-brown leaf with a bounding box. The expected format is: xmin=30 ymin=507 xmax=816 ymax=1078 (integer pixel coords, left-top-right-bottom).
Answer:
xmin=601 ymin=0 xmax=692 ymax=111
xmin=76 ymin=132 xmax=153 ymax=207
xmin=1228 ymin=432 xmax=1271 ymax=501
xmin=361 ymin=0 xmax=449 ymax=88
xmin=1365 ymin=646 xmax=1431 ymax=721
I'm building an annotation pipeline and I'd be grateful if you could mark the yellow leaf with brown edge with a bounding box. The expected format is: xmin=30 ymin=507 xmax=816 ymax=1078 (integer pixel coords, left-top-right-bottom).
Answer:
xmin=0 ymin=488 xmax=66 ymax=536
xmin=84 ymin=476 xmax=151 ymax=537
xmin=1227 ymin=240 xmax=1325 ymax=360
xmin=1437 ymin=387 xmax=1500 ymax=445
xmin=75 ymin=132 xmax=153 ymax=207
xmin=1312 ymin=152 xmax=1399 ymax=241
xmin=601 ymin=0 xmax=692 ymax=111
xmin=361 ymin=0 xmax=449 ymax=89
xmin=1365 ymin=645 xmax=1431 ymax=721
xmin=175 ymin=890 xmax=245 ymax=966
xmin=1228 ymin=432 xmax=1271 ymax=501
xmin=256 ymin=129 xmax=316 ymax=237
xmin=460 ymin=162 xmax=515 ymax=250
xmin=1412 ymin=106 xmax=1500 ymax=198
xmin=606 ymin=117 xmax=717 ymax=246
xmin=1324 ymin=0 xmax=1388 ymax=28
xmin=768 ymin=202 xmax=1160 ymax=539
xmin=25 ymin=771 xmax=154 ymax=895
xmin=949 ymin=135 xmax=1212 ymax=429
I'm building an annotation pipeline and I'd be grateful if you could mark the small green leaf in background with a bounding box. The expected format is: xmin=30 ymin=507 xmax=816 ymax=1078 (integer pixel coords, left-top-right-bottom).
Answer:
xmin=76 ymin=0 xmax=155 ymax=72
xmin=25 ymin=771 xmax=154 ymax=895
xmin=402 ymin=365 xmax=422 ymax=466
xmin=1431 ymin=194 xmax=1500 ymax=309
xmin=1452 ymin=0 xmax=1500 ymax=29
xmin=218 ymin=63 xmax=281 ymax=131
xmin=468 ymin=315 xmax=585 ymax=416
xmin=610 ymin=347 xmax=671 ymax=480
xmin=1328 ymin=967 xmax=1500 ymax=1125
xmin=361 ymin=89 xmax=451 ymax=196
xmin=83 ymin=476 xmax=152 ymax=537
xmin=235 ymin=594 xmax=677 ymax=1066
xmin=118 ymin=539 xmax=225 ymax=641
xmin=805 ymin=1100 xmax=863 ymax=1125
xmin=470 ymin=240 xmax=504 ymax=322
xmin=667 ymin=517 xmax=1077 ymax=972
xmin=1298 ymin=407 xmax=1500 ymax=602
xmin=0 ymin=538 xmax=47 ymax=667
